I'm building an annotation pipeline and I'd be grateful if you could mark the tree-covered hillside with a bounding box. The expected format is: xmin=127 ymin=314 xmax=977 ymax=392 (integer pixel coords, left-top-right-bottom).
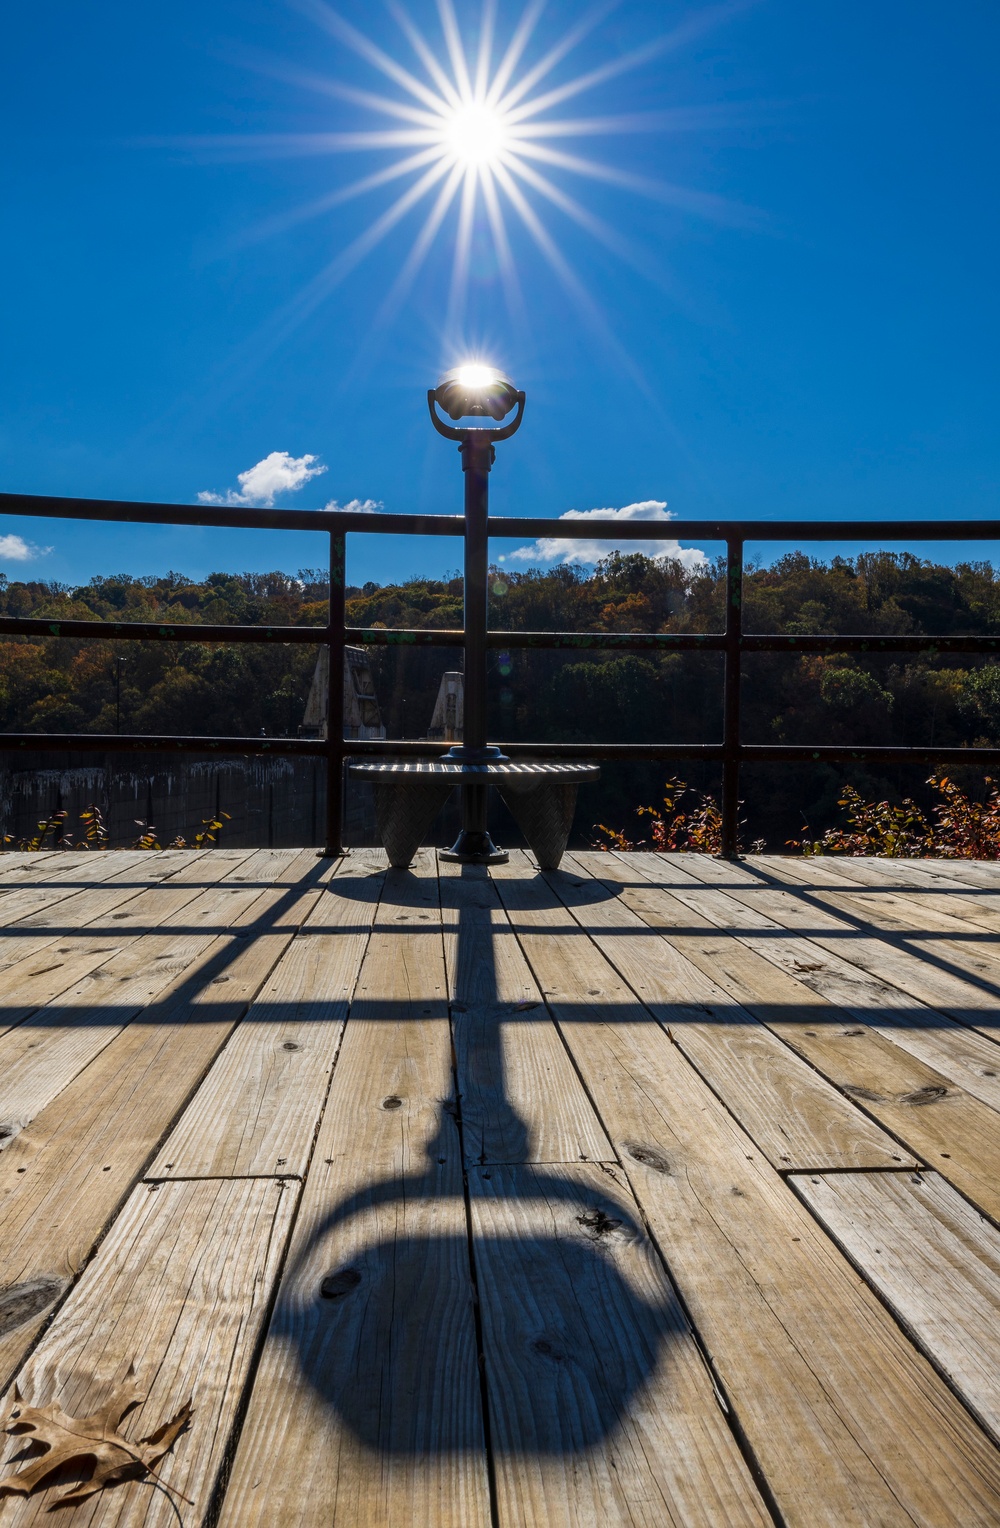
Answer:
xmin=2 ymin=550 xmax=999 ymax=846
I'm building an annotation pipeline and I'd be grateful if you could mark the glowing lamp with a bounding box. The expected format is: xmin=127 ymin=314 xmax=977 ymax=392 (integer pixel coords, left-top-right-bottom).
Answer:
xmin=432 ymin=364 xmax=521 ymax=423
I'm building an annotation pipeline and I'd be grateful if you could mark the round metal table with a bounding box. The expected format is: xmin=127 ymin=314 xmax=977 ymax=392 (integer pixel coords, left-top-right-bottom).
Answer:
xmin=348 ymin=759 xmax=600 ymax=869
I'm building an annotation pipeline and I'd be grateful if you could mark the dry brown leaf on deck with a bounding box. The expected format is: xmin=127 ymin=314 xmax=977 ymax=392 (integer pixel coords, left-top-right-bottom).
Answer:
xmin=0 ymin=1365 xmax=193 ymax=1508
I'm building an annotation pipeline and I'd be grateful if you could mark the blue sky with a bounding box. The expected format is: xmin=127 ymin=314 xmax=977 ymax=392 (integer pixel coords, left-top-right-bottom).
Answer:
xmin=2 ymin=0 xmax=998 ymax=588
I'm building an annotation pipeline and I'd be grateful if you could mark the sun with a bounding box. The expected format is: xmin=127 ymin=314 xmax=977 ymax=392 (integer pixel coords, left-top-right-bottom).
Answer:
xmin=442 ymin=101 xmax=508 ymax=170
xmin=197 ymin=1 xmax=745 ymax=363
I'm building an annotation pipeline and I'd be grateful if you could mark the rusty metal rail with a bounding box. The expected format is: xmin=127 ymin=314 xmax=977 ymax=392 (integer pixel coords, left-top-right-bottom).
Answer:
xmin=1 ymin=489 xmax=999 ymax=856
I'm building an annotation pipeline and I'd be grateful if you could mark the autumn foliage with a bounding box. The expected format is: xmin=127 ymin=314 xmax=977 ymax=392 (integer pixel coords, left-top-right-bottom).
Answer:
xmin=3 ymin=549 xmax=1000 ymax=846
xmin=794 ymin=775 xmax=1000 ymax=859
xmin=598 ymin=773 xmax=1000 ymax=859
xmin=596 ymin=777 xmax=732 ymax=855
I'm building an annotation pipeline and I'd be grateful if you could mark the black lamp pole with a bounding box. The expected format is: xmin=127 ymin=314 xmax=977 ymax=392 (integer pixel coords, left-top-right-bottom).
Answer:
xmin=460 ymin=432 xmax=493 ymax=760
xmin=428 ymin=367 xmax=525 ymax=861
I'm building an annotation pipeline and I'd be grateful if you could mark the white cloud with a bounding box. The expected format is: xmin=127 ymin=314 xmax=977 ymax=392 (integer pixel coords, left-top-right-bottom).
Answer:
xmin=0 ymin=534 xmax=51 ymax=562
xmin=500 ymin=501 xmax=707 ymax=572
xmin=198 ymin=450 xmax=328 ymax=507
xmin=323 ymin=497 xmax=383 ymax=513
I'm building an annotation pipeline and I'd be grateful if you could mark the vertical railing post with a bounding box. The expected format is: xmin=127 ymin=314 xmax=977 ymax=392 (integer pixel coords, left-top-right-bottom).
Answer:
xmin=721 ymin=536 xmax=743 ymax=858
xmin=322 ymin=530 xmax=347 ymax=857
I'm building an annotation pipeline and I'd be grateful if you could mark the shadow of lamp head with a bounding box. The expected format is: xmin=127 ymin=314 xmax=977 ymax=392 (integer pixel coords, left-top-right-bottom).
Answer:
xmin=280 ymin=1211 xmax=684 ymax=1455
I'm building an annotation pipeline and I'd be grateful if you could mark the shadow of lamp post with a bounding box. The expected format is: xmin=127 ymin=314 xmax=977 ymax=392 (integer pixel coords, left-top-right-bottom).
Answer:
xmin=271 ymin=864 xmax=681 ymax=1475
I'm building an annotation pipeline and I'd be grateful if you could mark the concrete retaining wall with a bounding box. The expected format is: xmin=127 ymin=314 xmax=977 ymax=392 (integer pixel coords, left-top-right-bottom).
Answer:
xmin=0 ymin=751 xmax=378 ymax=850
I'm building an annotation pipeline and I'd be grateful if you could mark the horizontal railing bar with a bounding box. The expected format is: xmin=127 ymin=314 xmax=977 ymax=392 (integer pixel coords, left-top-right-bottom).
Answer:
xmin=5 ymin=733 xmax=1000 ymax=768
xmin=740 ymin=745 xmax=1000 ymax=765
xmin=0 ymin=733 xmax=721 ymax=761
xmin=0 ymin=733 xmax=330 ymax=757
xmin=3 ymin=493 xmax=1000 ymax=545
xmin=346 ymin=739 xmax=728 ymax=760
xmin=347 ymin=627 xmax=465 ymax=647
xmin=342 ymin=739 xmax=1000 ymax=765
xmin=0 ymin=616 xmax=331 ymax=644
xmin=0 ymin=492 xmax=464 ymax=537
xmin=742 ymin=634 xmax=1000 ymax=654
xmin=488 ymin=516 xmax=1000 ymax=542
xmin=487 ymin=632 xmax=1000 ymax=654
xmin=4 ymin=618 xmax=995 ymax=657
xmin=326 ymin=738 xmax=1000 ymax=765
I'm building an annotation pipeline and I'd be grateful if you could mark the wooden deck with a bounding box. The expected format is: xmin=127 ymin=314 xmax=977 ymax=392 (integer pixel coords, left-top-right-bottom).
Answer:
xmin=2 ymin=846 xmax=1000 ymax=1525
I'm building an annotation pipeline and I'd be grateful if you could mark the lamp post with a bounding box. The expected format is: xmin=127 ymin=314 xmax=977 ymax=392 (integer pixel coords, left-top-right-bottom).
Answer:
xmin=114 ymin=656 xmax=127 ymax=735
xmin=428 ymin=363 xmax=526 ymax=861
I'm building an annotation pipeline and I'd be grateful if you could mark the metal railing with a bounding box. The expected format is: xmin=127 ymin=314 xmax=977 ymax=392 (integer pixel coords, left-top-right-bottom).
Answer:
xmin=2 ymin=489 xmax=1000 ymax=856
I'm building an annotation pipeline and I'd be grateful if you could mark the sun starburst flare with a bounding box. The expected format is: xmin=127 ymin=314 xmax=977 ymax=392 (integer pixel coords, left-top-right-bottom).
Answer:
xmin=177 ymin=0 xmax=753 ymax=380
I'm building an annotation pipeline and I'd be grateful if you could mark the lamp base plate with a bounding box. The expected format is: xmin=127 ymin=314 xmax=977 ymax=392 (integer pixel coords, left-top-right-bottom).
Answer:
xmin=439 ymin=830 xmax=508 ymax=866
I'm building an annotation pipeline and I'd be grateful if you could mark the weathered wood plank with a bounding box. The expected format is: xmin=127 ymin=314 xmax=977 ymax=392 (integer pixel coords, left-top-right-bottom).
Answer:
xmin=610 ymin=851 xmax=1000 ymax=1108
xmin=0 ymin=849 xmax=170 ymax=933
xmin=791 ymin=1169 xmax=1000 ymax=1447
xmin=632 ymin=852 xmax=756 ymax=888
xmin=0 ymin=847 xmax=225 ymax=921
xmin=586 ymin=857 xmax=1000 ymax=1219
xmin=491 ymin=854 xmax=1000 ymax=1527
xmin=148 ymin=851 xmax=386 ymax=1180
xmin=741 ymin=862 xmax=1000 ymax=986
xmin=0 ymin=851 xmax=66 ymax=880
xmin=556 ymin=852 xmax=913 ymax=1172
xmin=654 ymin=852 xmax=1000 ymax=1043
xmin=439 ymin=859 xmax=613 ymax=1166
xmin=470 ymin=1161 xmax=772 ymax=1527
xmin=859 ymin=856 xmax=1000 ymax=890
xmin=0 ymin=860 xmax=329 ymax=1391
xmin=0 ymin=942 xmax=128 ymax=1039
xmin=217 ymin=856 xmax=492 ymax=1527
xmin=0 ymin=1176 xmax=297 ymax=1527
xmin=0 ymin=850 xmax=305 ymax=1145
xmin=749 ymin=853 xmax=1000 ymax=935
xmin=0 ymin=851 xmax=233 ymax=1036
xmin=0 ymin=852 xmax=218 ymax=1026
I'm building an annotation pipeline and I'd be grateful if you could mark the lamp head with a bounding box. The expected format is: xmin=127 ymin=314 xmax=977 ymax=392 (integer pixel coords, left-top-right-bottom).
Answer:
xmin=428 ymin=363 xmax=526 ymax=444
xmin=433 ymin=364 xmax=520 ymax=423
